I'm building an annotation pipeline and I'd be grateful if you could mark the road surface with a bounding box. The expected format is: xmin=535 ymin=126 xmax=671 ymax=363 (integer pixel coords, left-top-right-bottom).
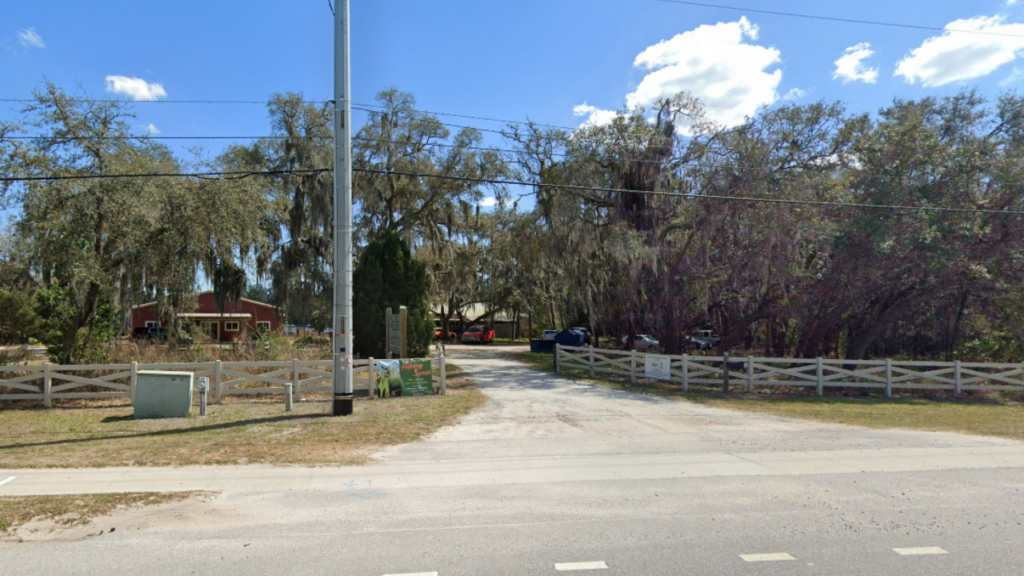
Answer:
xmin=4 ymin=345 xmax=1024 ymax=575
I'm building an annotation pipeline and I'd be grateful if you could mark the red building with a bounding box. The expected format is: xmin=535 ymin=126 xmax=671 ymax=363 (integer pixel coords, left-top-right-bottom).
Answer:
xmin=130 ymin=291 xmax=282 ymax=342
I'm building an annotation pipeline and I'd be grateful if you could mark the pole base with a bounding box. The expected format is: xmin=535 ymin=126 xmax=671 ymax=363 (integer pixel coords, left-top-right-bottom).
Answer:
xmin=332 ymin=394 xmax=354 ymax=416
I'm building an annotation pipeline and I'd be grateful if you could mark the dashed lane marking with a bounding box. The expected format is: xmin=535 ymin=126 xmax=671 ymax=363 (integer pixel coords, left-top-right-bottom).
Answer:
xmin=894 ymin=547 xmax=948 ymax=556
xmin=0 ymin=476 xmax=15 ymax=487
xmin=740 ymin=553 xmax=796 ymax=562
xmin=382 ymin=572 xmax=437 ymax=576
xmin=555 ymin=561 xmax=609 ymax=571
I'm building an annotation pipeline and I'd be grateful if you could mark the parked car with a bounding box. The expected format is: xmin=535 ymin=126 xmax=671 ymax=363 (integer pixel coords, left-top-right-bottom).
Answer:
xmin=685 ymin=336 xmax=713 ymax=350
xmin=539 ymin=330 xmax=558 ymax=341
xmin=283 ymin=324 xmax=298 ymax=335
xmin=434 ymin=327 xmax=457 ymax=340
xmin=691 ymin=330 xmax=721 ymax=346
xmin=133 ymin=327 xmax=169 ymax=340
xmin=570 ymin=326 xmax=594 ymax=345
xmin=461 ymin=324 xmax=495 ymax=344
xmin=621 ymin=334 xmax=660 ymax=351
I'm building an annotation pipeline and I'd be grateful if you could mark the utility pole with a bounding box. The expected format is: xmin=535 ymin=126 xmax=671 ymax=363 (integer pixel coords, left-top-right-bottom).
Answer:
xmin=332 ymin=0 xmax=354 ymax=416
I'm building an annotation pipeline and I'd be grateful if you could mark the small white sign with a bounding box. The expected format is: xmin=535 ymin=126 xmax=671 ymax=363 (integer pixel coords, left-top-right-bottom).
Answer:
xmin=644 ymin=354 xmax=672 ymax=381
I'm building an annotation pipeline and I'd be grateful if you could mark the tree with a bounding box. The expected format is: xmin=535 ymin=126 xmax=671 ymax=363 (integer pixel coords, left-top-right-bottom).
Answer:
xmin=352 ymin=232 xmax=432 ymax=358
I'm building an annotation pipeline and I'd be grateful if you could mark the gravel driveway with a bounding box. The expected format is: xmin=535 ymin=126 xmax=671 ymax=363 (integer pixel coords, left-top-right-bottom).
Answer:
xmin=375 ymin=345 xmax=1017 ymax=463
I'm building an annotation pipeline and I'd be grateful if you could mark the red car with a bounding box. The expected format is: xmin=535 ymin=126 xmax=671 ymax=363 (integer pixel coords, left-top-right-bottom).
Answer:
xmin=461 ymin=324 xmax=495 ymax=344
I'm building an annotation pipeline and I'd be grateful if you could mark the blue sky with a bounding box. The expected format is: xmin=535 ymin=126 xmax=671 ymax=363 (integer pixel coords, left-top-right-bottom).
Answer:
xmin=4 ymin=0 xmax=1024 ymax=185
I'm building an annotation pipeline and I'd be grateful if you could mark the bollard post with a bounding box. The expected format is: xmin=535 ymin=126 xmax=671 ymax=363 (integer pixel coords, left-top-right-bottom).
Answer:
xmin=723 ymin=352 xmax=730 ymax=393
xmin=816 ymin=357 xmax=824 ymax=397
xmin=43 ymin=363 xmax=52 ymax=408
xmin=369 ymin=357 xmax=376 ymax=398
xmin=439 ymin=349 xmax=446 ymax=395
xmin=214 ymin=359 xmax=223 ymax=404
xmin=284 ymin=383 xmax=293 ymax=412
xmin=130 ymin=361 xmax=138 ymax=406
xmin=884 ymin=358 xmax=893 ymax=399
xmin=682 ymin=353 xmax=689 ymax=392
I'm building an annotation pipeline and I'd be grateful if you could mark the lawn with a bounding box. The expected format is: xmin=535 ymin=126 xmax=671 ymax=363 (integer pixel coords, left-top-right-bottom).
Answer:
xmin=0 ymin=365 xmax=485 ymax=468
xmin=0 ymin=492 xmax=202 ymax=536
xmin=517 ymin=352 xmax=1024 ymax=442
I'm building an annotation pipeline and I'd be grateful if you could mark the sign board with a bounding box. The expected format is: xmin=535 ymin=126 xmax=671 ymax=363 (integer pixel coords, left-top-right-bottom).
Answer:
xmin=375 ymin=358 xmax=433 ymax=397
xmin=644 ymin=354 xmax=672 ymax=381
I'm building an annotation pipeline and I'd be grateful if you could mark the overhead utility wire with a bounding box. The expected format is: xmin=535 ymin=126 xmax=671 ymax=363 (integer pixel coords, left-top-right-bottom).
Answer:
xmin=646 ymin=0 xmax=1024 ymax=39
xmin=4 ymin=167 xmax=1021 ymax=216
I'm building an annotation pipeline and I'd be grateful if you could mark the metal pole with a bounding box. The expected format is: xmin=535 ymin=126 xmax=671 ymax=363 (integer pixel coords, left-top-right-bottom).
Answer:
xmin=332 ymin=0 xmax=354 ymax=416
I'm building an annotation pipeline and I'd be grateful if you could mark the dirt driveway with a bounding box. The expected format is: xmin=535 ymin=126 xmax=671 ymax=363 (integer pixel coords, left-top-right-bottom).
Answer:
xmin=377 ymin=345 xmax=1018 ymax=463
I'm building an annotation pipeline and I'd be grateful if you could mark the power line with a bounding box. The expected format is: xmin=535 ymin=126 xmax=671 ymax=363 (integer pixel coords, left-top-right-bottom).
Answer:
xmin=356 ymin=169 xmax=1024 ymax=216
xmin=7 ymin=167 xmax=1013 ymax=216
xmin=645 ymin=0 xmax=1024 ymax=39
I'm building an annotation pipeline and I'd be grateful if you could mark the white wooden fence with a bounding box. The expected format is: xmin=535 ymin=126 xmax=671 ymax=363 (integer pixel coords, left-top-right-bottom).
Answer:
xmin=0 ymin=354 xmax=447 ymax=407
xmin=555 ymin=345 xmax=1024 ymax=397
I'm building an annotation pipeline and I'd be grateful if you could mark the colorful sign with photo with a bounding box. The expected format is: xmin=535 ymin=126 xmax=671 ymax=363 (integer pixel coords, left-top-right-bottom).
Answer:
xmin=375 ymin=358 xmax=434 ymax=397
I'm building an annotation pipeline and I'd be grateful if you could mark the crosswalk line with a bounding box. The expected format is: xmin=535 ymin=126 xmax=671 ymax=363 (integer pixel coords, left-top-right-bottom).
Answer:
xmin=894 ymin=547 xmax=948 ymax=556
xmin=740 ymin=553 xmax=795 ymax=562
xmin=555 ymin=561 xmax=609 ymax=571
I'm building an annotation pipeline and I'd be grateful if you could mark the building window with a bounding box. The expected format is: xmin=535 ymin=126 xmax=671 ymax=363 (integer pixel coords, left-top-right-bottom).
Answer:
xmin=224 ymin=321 xmax=240 ymax=332
xmin=255 ymin=321 xmax=271 ymax=336
xmin=145 ymin=321 xmax=159 ymax=328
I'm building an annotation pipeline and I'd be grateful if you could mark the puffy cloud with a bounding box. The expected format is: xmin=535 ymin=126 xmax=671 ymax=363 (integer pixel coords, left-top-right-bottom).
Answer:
xmin=146 ymin=123 xmax=160 ymax=135
xmin=783 ymin=88 xmax=806 ymax=101
xmin=623 ymin=17 xmax=782 ymax=128
xmin=895 ymin=16 xmax=1024 ymax=87
xmin=105 ymin=76 xmax=167 ymax=101
xmin=573 ymin=102 xmax=618 ymax=127
xmin=478 ymin=197 xmax=499 ymax=208
xmin=17 ymin=27 xmax=45 ymax=48
xmin=833 ymin=43 xmax=879 ymax=84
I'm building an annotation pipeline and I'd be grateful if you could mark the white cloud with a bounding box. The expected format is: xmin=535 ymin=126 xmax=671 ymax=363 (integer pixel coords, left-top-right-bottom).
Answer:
xmin=478 ymin=197 xmax=499 ymax=208
xmin=895 ymin=16 xmax=1024 ymax=87
xmin=623 ymin=17 xmax=782 ymax=128
xmin=105 ymin=75 xmax=167 ymax=101
xmin=833 ymin=43 xmax=879 ymax=84
xmin=573 ymin=102 xmax=619 ymax=128
xmin=782 ymin=88 xmax=806 ymax=101
xmin=17 ymin=27 xmax=45 ymax=48
xmin=146 ymin=123 xmax=160 ymax=135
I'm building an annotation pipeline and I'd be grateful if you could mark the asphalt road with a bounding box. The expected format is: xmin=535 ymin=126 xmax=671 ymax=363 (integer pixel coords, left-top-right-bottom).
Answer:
xmin=5 ymin=345 xmax=1024 ymax=575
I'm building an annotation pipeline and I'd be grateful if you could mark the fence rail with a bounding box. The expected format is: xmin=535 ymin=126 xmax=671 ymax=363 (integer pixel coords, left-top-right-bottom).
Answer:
xmin=555 ymin=345 xmax=1024 ymax=397
xmin=1 ymin=354 xmax=446 ymax=407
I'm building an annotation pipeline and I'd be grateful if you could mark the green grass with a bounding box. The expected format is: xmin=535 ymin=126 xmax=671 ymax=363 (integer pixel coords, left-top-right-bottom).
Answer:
xmin=0 ymin=364 xmax=484 ymax=468
xmin=0 ymin=492 xmax=202 ymax=535
xmin=517 ymin=352 xmax=1024 ymax=441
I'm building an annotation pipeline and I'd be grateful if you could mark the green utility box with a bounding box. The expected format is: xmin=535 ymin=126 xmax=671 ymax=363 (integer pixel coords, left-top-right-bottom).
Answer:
xmin=134 ymin=371 xmax=193 ymax=418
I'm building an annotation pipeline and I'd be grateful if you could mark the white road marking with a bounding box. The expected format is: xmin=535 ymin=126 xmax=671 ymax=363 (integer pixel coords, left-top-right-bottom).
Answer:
xmin=382 ymin=572 xmax=437 ymax=576
xmin=740 ymin=553 xmax=796 ymax=562
xmin=555 ymin=561 xmax=609 ymax=571
xmin=894 ymin=547 xmax=948 ymax=556
xmin=0 ymin=476 xmax=15 ymax=487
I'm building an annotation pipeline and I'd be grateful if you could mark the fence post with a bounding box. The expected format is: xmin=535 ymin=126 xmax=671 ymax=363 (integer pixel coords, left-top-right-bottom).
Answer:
xmin=589 ymin=346 xmax=595 ymax=378
xmin=630 ymin=350 xmax=637 ymax=385
xmin=555 ymin=344 xmax=561 ymax=374
xmin=682 ymin=353 xmax=689 ymax=392
xmin=214 ymin=359 xmax=223 ymax=404
xmin=815 ymin=357 xmax=824 ymax=397
xmin=439 ymin=349 xmax=446 ymax=395
xmin=43 ymin=363 xmax=52 ymax=408
xmin=130 ymin=361 xmax=138 ymax=406
xmin=884 ymin=358 xmax=892 ymax=399
xmin=292 ymin=358 xmax=301 ymax=402
xmin=369 ymin=357 xmax=376 ymax=398
xmin=723 ymin=352 xmax=730 ymax=393
xmin=954 ymin=360 xmax=962 ymax=396
xmin=747 ymin=355 xmax=754 ymax=393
